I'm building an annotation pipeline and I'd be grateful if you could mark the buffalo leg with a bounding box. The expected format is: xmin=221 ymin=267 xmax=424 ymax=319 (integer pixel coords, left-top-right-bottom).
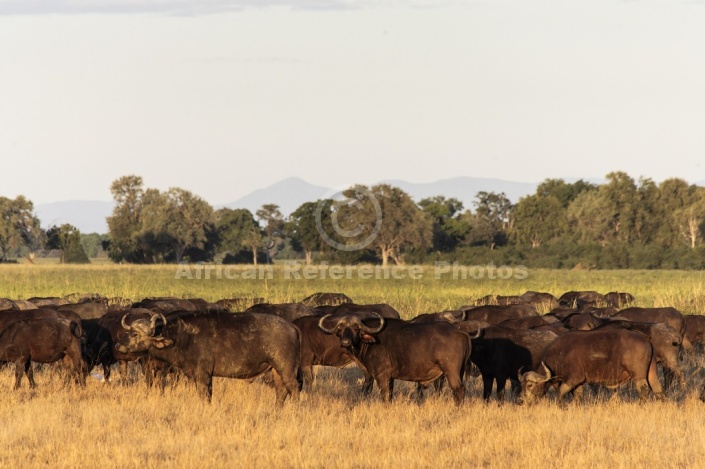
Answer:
xmin=496 ymin=376 xmax=507 ymax=403
xmin=647 ymin=359 xmax=664 ymax=399
xmin=446 ymin=372 xmax=465 ymax=406
xmin=557 ymin=383 xmax=574 ymax=402
xmin=481 ymin=374 xmax=494 ymax=401
xmin=360 ymin=371 xmax=374 ymax=395
xmin=378 ymin=377 xmax=394 ymax=401
xmin=14 ymin=359 xmax=29 ymax=389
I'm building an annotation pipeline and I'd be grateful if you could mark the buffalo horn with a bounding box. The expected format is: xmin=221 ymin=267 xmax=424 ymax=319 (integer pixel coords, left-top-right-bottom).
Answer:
xmin=540 ymin=362 xmax=552 ymax=382
xmin=318 ymin=314 xmax=338 ymax=334
xmin=359 ymin=312 xmax=385 ymax=334
xmin=121 ymin=314 xmax=132 ymax=331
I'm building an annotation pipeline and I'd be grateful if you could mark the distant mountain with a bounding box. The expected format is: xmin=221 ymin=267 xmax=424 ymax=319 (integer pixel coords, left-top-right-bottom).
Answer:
xmin=220 ymin=177 xmax=334 ymax=215
xmin=35 ymin=200 xmax=113 ymax=234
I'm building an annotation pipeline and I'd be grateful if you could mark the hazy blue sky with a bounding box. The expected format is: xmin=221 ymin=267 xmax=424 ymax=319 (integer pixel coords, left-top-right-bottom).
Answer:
xmin=2 ymin=0 xmax=704 ymax=205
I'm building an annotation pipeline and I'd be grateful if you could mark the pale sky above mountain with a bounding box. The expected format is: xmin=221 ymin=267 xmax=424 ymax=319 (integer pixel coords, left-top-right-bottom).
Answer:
xmin=1 ymin=1 xmax=704 ymax=205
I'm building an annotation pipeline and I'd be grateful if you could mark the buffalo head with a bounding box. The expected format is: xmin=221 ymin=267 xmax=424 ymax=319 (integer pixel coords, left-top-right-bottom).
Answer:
xmin=115 ymin=312 xmax=171 ymax=354
xmin=318 ymin=312 xmax=385 ymax=350
xmin=518 ymin=362 xmax=552 ymax=405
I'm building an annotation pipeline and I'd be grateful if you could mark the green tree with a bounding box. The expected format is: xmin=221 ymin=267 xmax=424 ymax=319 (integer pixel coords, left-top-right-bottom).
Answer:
xmin=466 ymin=191 xmax=513 ymax=249
xmin=215 ymin=208 xmax=263 ymax=265
xmin=536 ymin=178 xmax=597 ymax=208
xmin=46 ymin=224 xmax=90 ymax=264
xmin=0 ymin=195 xmax=42 ymax=262
xmin=139 ymin=188 xmax=214 ymax=264
xmin=418 ymin=196 xmax=470 ymax=253
xmin=287 ymin=200 xmax=328 ymax=265
xmin=256 ymin=204 xmax=284 ymax=264
xmin=510 ymin=194 xmax=564 ymax=248
xmin=342 ymin=184 xmax=432 ymax=265
xmin=106 ymin=175 xmax=146 ymax=263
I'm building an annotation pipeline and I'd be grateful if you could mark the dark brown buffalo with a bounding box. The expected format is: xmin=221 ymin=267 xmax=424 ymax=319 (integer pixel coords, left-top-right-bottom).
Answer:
xmin=409 ymin=310 xmax=466 ymax=324
xmin=613 ymin=307 xmax=688 ymax=348
xmin=545 ymin=307 xmax=580 ymax=320
xmin=83 ymin=308 xmax=156 ymax=383
xmin=473 ymin=295 xmax=525 ymax=306
xmin=292 ymin=315 xmax=371 ymax=392
xmin=533 ymin=322 xmax=571 ymax=335
xmin=0 ymin=307 xmax=83 ymax=337
xmin=318 ymin=313 xmax=471 ymax=404
xmin=0 ymin=317 xmax=86 ymax=389
xmin=301 ymin=292 xmax=353 ymax=307
xmin=701 ymin=385 xmax=705 ymax=403
xmin=594 ymin=320 xmax=684 ymax=389
xmin=558 ymin=291 xmax=606 ymax=309
xmin=64 ymin=292 xmax=109 ymax=304
xmin=519 ymin=328 xmax=664 ymax=404
xmin=498 ymin=315 xmax=555 ymax=330
xmin=215 ymin=297 xmax=265 ymax=312
xmin=604 ymin=291 xmax=635 ymax=308
xmin=27 ymin=297 xmax=71 ymax=307
xmin=58 ymin=302 xmax=108 ymax=320
xmin=460 ymin=305 xmax=538 ymax=325
xmin=684 ymin=315 xmax=705 ymax=354
xmin=7 ymin=300 xmax=38 ymax=310
xmin=115 ymin=312 xmax=302 ymax=405
xmin=246 ymin=302 xmax=317 ymax=322
xmin=581 ymin=306 xmax=619 ymax=318
xmin=456 ymin=320 xmax=491 ymax=335
xmin=320 ymin=303 xmax=401 ymax=319
xmin=561 ymin=312 xmax=609 ymax=331
xmin=470 ymin=326 xmax=558 ymax=401
xmin=520 ymin=291 xmax=559 ymax=311
xmin=132 ymin=297 xmax=200 ymax=314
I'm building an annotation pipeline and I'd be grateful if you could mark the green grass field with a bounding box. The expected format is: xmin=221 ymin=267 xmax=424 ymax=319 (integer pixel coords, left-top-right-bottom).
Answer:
xmin=1 ymin=263 xmax=705 ymax=467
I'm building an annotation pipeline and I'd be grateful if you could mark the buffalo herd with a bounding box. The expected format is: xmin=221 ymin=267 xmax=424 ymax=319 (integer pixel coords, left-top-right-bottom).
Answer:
xmin=1 ymin=290 xmax=705 ymax=406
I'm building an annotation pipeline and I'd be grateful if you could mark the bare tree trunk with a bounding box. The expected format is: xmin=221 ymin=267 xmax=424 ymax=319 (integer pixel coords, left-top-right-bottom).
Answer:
xmin=252 ymin=246 xmax=258 ymax=266
xmin=305 ymin=250 xmax=312 ymax=265
xmin=688 ymin=216 xmax=698 ymax=248
xmin=381 ymin=248 xmax=390 ymax=266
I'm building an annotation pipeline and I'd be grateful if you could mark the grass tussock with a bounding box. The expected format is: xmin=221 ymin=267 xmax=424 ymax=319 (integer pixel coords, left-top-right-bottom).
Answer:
xmin=1 ymin=265 xmax=705 ymax=466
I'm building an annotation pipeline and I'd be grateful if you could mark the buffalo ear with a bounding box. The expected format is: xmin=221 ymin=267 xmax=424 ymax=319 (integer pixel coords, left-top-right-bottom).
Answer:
xmin=361 ymin=333 xmax=377 ymax=344
xmin=154 ymin=338 xmax=175 ymax=349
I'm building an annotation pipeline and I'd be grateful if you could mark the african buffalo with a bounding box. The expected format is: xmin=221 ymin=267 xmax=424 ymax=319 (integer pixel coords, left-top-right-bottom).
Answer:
xmin=27 ymin=297 xmax=71 ymax=307
xmin=58 ymin=302 xmax=108 ymax=320
xmin=321 ymin=303 xmax=401 ymax=319
xmin=292 ymin=315 xmax=371 ymax=392
xmin=595 ymin=320 xmax=684 ymax=389
xmin=520 ymin=291 xmax=559 ymax=311
xmin=318 ymin=312 xmax=471 ymax=404
xmin=498 ymin=315 xmax=555 ymax=330
xmin=0 ymin=307 xmax=83 ymax=337
xmin=0 ymin=317 xmax=86 ymax=389
xmin=460 ymin=305 xmax=538 ymax=325
xmin=301 ymin=292 xmax=353 ymax=307
xmin=470 ymin=326 xmax=558 ymax=402
xmin=245 ymin=302 xmax=317 ymax=322
xmin=684 ymin=315 xmax=705 ymax=354
xmin=519 ymin=328 xmax=664 ymax=404
xmin=604 ymin=291 xmax=635 ymax=308
xmin=558 ymin=291 xmax=606 ymax=309
xmin=116 ymin=312 xmax=302 ymax=405
xmin=473 ymin=295 xmax=525 ymax=306
xmin=613 ymin=307 xmax=688 ymax=348
xmin=410 ymin=310 xmax=466 ymax=324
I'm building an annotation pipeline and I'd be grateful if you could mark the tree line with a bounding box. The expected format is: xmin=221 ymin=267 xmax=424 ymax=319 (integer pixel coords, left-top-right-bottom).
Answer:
xmin=3 ymin=171 xmax=705 ymax=268
xmin=102 ymin=172 xmax=705 ymax=269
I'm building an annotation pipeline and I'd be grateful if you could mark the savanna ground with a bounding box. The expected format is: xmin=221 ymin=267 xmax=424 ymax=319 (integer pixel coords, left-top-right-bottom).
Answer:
xmin=1 ymin=263 xmax=705 ymax=467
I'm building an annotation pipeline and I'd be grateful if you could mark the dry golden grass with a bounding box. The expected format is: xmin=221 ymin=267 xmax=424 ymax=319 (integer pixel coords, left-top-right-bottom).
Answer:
xmin=1 ymin=264 xmax=705 ymax=467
